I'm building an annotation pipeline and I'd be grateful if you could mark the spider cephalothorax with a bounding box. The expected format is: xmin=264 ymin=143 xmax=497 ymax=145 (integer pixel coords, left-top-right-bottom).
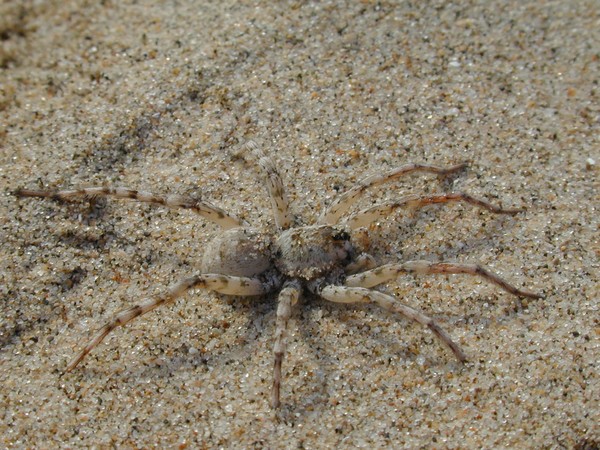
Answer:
xmin=15 ymin=140 xmax=543 ymax=408
xmin=274 ymin=225 xmax=355 ymax=279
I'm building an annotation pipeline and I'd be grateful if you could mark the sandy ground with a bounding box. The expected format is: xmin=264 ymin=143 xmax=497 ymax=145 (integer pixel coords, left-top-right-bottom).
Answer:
xmin=1 ymin=1 xmax=598 ymax=448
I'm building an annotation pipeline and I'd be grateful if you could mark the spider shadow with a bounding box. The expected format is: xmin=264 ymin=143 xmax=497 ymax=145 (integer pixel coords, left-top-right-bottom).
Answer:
xmin=398 ymin=209 xmax=535 ymax=308
xmin=2 ymin=205 xmax=126 ymax=352
xmin=2 ymin=249 xmax=90 ymax=349
xmin=286 ymin=295 xmax=458 ymax=409
xmin=106 ymin=291 xmax=278 ymax=377
xmin=374 ymin=203 xmax=521 ymax=256
xmin=12 ymin=211 xmax=268 ymax=382
xmin=64 ymin=292 xmax=278 ymax=394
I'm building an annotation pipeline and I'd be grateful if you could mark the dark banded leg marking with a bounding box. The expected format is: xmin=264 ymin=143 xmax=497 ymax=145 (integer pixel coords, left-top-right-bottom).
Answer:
xmin=15 ymin=187 xmax=244 ymax=229
xmin=345 ymin=193 xmax=523 ymax=229
xmin=65 ymin=274 xmax=269 ymax=372
xmin=245 ymin=141 xmax=292 ymax=230
xmin=271 ymin=282 xmax=300 ymax=408
xmin=319 ymin=162 xmax=467 ymax=225
xmin=319 ymin=285 xmax=467 ymax=362
xmin=345 ymin=261 xmax=543 ymax=299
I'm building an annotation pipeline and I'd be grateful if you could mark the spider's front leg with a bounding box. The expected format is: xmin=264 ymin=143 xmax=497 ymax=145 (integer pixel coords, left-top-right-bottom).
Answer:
xmin=66 ymin=274 xmax=271 ymax=372
xmin=320 ymin=162 xmax=467 ymax=225
xmin=345 ymin=193 xmax=523 ymax=229
xmin=15 ymin=187 xmax=244 ymax=229
xmin=345 ymin=260 xmax=543 ymax=299
xmin=271 ymin=280 xmax=301 ymax=408
xmin=319 ymin=285 xmax=467 ymax=362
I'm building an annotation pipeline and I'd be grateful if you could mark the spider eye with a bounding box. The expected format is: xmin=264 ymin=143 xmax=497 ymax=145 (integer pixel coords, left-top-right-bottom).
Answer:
xmin=332 ymin=230 xmax=350 ymax=242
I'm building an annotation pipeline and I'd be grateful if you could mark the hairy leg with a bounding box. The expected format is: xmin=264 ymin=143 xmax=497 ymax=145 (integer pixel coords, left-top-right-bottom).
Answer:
xmin=345 ymin=260 xmax=543 ymax=299
xmin=245 ymin=141 xmax=292 ymax=230
xmin=15 ymin=187 xmax=244 ymax=229
xmin=66 ymin=274 xmax=271 ymax=372
xmin=320 ymin=162 xmax=467 ymax=225
xmin=271 ymin=280 xmax=301 ymax=408
xmin=319 ymin=285 xmax=467 ymax=362
xmin=344 ymin=193 xmax=522 ymax=229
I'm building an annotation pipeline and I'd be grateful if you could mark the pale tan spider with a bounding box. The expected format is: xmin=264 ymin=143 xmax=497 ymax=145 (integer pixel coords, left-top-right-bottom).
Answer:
xmin=15 ymin=141 xmax=542 ymax=408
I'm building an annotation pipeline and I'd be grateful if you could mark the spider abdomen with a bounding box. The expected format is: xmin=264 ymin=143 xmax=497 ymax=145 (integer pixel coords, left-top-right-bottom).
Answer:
xmin=201 ymin=227 xmax=273 ymax=278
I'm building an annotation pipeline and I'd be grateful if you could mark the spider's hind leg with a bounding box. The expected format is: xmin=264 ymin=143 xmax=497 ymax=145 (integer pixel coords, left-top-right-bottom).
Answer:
xmin=65 ymin=274 xmax=271 ymax=372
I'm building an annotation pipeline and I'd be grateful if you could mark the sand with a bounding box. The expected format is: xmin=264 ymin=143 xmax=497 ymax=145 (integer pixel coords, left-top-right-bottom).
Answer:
xmin=1 ymin=1 xmax=598 ymax=448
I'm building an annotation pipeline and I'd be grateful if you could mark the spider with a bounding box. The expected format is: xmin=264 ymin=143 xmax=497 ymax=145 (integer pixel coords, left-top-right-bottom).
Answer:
xmin=15 ymin=141 xmax=543 ymax=408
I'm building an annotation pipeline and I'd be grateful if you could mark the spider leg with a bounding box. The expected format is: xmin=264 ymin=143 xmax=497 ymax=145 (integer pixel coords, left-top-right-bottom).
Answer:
xmin=345 ymin=253 xmax=377 ymax=275
xmin=319 ymin=162 xmax=467 ymax=225
xmin=65 ymin=274 xmax=271 ymax=372
xmin=271 ymin=280 xmax=300 ymax=408
xmin=245 ymin=141 xmax=292 ymax=230
xmin=319 ymin=285 xmax=467 ymax=362
xmin=15 ymin=187 xmax=244 ymax=229
xmin=345 ymin=260 xmax=544 ymax=299
xmin=344 ymin=193 xmax=523 ymax=229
